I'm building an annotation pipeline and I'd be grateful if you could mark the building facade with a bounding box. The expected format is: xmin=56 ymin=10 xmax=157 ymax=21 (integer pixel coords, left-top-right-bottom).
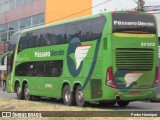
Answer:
xmin=0 ymin=0 xmax=45 ymax=54
xmin=0 ymin=0 xmax=45 ymax=83
xmin=0 ymin=0 xmax=45 ymax=66
xmin=0 ymin=0 xmax=160 ymax=42
xmin=0 ymin=0 xmax=93 ymax=56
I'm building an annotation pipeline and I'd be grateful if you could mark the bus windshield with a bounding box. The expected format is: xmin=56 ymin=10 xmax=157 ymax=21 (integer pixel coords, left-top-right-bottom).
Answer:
xmin=8 ymin=32 xmax=21 ymax=51
xmin=112 ymin=13 xmax=156 ymax=34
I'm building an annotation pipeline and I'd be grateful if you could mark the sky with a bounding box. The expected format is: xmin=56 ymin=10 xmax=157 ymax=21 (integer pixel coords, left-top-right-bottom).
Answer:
xmin=144 ymin=0 xmax=160 ymax=6
xmin=92 ymin=0 xmax=160 ymax=14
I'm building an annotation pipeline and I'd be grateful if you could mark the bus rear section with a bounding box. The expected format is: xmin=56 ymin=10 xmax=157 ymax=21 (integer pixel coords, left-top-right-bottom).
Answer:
xmin=103 ymin=12 xmax=158 ymax=106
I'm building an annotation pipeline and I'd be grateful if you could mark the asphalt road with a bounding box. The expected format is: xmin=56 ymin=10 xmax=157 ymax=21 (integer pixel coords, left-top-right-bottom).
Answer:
xmin=0 ymin=87 xmax=16 ymax=99
xmin=1 ymin=87 xmax=160 ymax=111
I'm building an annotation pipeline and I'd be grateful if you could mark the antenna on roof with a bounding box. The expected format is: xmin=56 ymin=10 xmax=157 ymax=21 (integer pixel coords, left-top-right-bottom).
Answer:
xmin=133 ymin=0 xmax=145 ymax=11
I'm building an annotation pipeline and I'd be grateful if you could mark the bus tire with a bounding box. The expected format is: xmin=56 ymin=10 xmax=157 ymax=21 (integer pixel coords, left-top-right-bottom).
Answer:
xmin=62 ymin=85 xmax=75 ymax=106
xmin=16 ymin=83 xmax=24 ymax=100
xmin=117 ymin=101 xmax=129 ymax=107
xmin=75 ymin=85 xmax=87 ymax=107
xmin=24 ymin=84 xmax=32 ymax=100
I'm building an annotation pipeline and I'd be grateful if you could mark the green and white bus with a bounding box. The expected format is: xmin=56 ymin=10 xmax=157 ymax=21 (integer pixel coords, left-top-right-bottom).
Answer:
xmin=4 ymin=12 xmax=158 ymax=107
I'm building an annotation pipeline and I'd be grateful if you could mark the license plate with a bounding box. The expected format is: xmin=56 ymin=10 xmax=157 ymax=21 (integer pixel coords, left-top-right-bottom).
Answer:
xmin=131 ymin=91 xmax=140 ymax=95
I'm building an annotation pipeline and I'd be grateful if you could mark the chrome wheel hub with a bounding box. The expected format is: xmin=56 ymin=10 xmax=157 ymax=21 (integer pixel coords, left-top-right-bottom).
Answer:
xmin=17 ymin=87 xmax=21 ymax=95
xmin=65 ymin=91 xmax=70 ymax=102
xmin=25 ymin=88 xmax=29 ymax=98
xmin=77 ymin=91 xmax=83 ymax=102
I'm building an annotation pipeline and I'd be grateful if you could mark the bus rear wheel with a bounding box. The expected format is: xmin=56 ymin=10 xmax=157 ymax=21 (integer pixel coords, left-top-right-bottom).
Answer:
xmin=62 ymin=85 xmax=75 ymax=106
xmin=16 ymin=83 xmax=24 ymax=100
xmin=75 ymin=86 xmax=87 ymax=107
xmin=24 ymin=84 xmax=32 ymax=100
xmin=117 ymin=101 xmax=129 ymax=107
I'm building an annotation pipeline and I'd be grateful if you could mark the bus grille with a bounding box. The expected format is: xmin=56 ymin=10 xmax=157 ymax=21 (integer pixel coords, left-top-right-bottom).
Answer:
xmin=115 ymin=48 xmax=154 ymax=71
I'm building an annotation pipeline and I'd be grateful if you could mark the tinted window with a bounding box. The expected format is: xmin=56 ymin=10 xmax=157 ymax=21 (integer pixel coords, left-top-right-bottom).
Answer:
xmin=31 ymin=31 xmax=39 ymax=47
xmin=19 ymin=28 xmax=53 ymax=50
xmin=15 ymin=60 xmax=63 ymax=77
xmin=44 ymin=61 xmax=63 ymax=77
xmin=17 ymin=16 xmax=105 ymax=51
xmin=8 ymin=32 xmax=21 ymax=51
xmin=66 ymin=22 xmax=81 ymax=43
xmin=81 ymin=20 xmax=92 ymax=41
xmin=52 ymin=25 xmax=66 ymax=44
xmin=18 ymin=33 xmax=29 ymax=50
xmin=15 ymin=62 xmax=30 ymax=76
xmin=26 ymin=32 xmax=32 ymax=48
xmin=29 ymin=31 xmax=41 ymax=48
xmin=42 ymin=28 xmax=53 ymax=46
xmin=92 ymin=17 xmax=105 ymax=40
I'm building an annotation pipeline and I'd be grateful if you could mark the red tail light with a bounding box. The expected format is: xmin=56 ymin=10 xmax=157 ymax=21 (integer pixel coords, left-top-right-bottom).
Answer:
xmin=112 ymin=11 xmax=116 ymax=14
xmin=106 ymin=67 xmax=117 ymax=88
xmin=152 ymin=66 xmax=158 ymax=88
xmin=149 ymin=13 xmax=154 ymax=16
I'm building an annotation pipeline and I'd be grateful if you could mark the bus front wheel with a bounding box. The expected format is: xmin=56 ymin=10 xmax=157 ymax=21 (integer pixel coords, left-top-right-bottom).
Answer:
xmin=24 ymin=84 xmax=32 ymax=100
xmin=75 ymin=86 xmax=87 ymax=107
xmin=16 ymin=83 xmax=24 ymax=100
xmin=117 ymin=101 xmax=129 ymax=107
xmin=62 ymin=85 xmax=75 ymax=106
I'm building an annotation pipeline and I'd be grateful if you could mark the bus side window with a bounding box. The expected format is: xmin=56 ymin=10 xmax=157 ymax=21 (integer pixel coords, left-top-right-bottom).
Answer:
xmin=51 ymin=66 xmax=58 ymax=76
xmin=92 ymin=17 xmax=104 ymax=40
xmin=44 ymin=60 xmax=63 ymax=77
xmin=36 ymin=62 xmax=45 ymax=76
xmin=39 ymin=28 xmax=53 ymax=46
xmin=81 ymin=20 xmax=92 ymax=42
xmin=18 ymin=33 xmax=29 ymax=52
xmin=15 ymin=62 xmax=30 ymax=76
xmin=53 ymin=25 xmax=66 ymax=45
xmin=34 ymin=32 xmax=40 ymax=47
xmin=18 ymin=38 xmax=24 ymax=52
xmin=29 ymin=32 xmax=35 ymax=48
xmin=57 ymin=61 xmax=63 ymax=76
xmin=45 ymin=33 xmax=53 ymax=46
xmin=66 ymin=22 xmax=81 ymax=43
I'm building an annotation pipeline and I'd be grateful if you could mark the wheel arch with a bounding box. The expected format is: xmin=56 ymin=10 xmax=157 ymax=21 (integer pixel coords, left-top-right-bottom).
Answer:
xmin=73 ymin=82 xmax=82 ymax=93
xmin=22 ymin=80 xmax=28 ymax=89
